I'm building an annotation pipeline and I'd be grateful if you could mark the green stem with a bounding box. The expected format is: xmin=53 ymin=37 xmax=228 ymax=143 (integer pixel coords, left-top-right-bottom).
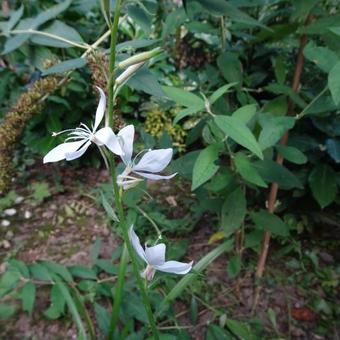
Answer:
xmin=108 ymin=159 xmax=160 ymax=339
xmin=107 ymin=0 xmax=122 ymax=128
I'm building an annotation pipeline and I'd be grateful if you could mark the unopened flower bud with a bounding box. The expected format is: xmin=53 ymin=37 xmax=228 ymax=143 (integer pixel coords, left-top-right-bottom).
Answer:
xmin=115 ymin=62 xmax=145 ymax=86
xmin=117 ymin=47 xmax=163 ymax=69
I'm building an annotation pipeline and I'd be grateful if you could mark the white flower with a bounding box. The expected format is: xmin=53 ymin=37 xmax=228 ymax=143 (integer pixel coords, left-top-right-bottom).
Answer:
xmin=129 ymin=225 xmax=193 ymax=281
xmin=117 ymin=125 xmax=176 ymax=189
xmin=43 ymin=87 xmax=123 ymax=163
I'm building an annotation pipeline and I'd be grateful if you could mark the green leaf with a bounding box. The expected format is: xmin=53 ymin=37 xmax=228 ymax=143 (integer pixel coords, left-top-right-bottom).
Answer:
xmin=215 ymin=115 xmax=263 ymax=159
xmin=232 ymin=104 xmax=257 ymax=124
xmin=276 ymin=145 xmax=307 ymax=164
xmin=173 ymin=106 xmax=202 ymax=124
xmin=217 ymin=53 xmax=243 ymax=87
xmin=101 ymin=193 xmax=119 ymax=222
xmin=128 ymin=5 xmax=152 ymax=35
xmin=21 ymin=282 xmax=36 ymax=314
xmin=234 ymin=153 xmax=267 ymax=188
xmin=251 ymin=210 xmax=289 ymax=236
xmin=299 ymin=14 xmax=340 ymax=35
xmin=31 ymin=181 xmax=50 ymax=203
xmin=2 ymin=0 xmax=72 ymax=54
xmin=328 ymin=61 xmax=340 ymax=106
xmin=226 ymin=319 xmax=253 ymax=340
xmin=30 ymin=263 xmax=52 ymax=281
xmin=0 ymin=270 xmax=21 ymax=298
xmin=42 ymin=58 xmax=86 ymax=75
xmin=116 ymin=39 xmax=159 ymax=52
xmin=221 ymin=187 xmax=247 ymax=236
xmin=254 ymin=159 xmax=303 ymax=190
xmin=162 ymin=8 xmax=187 ymax=38
xmin=162 ymin=240 xmax=233 ymax=304
xmin=42 ymin=261 xmax=73 ymax=283
xmin=258 ymin=115 xmax=295 ymax=150
xmin=7 ymin=259 xmax=29 ymax=278
xmin=309 ymin=164 xmax=338 ymax=208
xmin=325 ymin=139 xmax=340 ymax=163
xmin=192 ymin=144 xmax=220 ymax=191
xmin=128 ymin=67 xmax=164 ymax=97
xmin=304 ymin=42 xmax=338 ymax=73
xmin=44 ymin=284 xmax=65 ymax=319
xmin=0 ymin=304 xmax=16 ymax=320
xmin=163 ymin=86 xmax=204 ymax=108
xmin=94 ymin=303 xmax=110 ymax=336
xmin=329 ymin=27 xmax=340 ymax=36
xmin=30 ymin=20 xmax=84 ymax=48
xmin=227 ymin=255 xmax=241 ymax=279
xmin=54 ymin=277 xmax=87 ymax=339
xmin=68 ymin=266 xmax=97 ymax=280
xmin=209 ymin=83 xmax=237 ymax=105
xmin=272 ymin=57 xmax=286 ymax=84
xmin=95 ymin=259 xmax=118 ymax=275
xmin=2 ymin=5 xmax=24 ymax=33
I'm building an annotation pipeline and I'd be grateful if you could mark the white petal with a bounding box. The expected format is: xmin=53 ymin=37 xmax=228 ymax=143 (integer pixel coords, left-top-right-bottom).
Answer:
xmin=134 ymin=171 xmax=177 ymax=181
xmin=154 ymin=260 xmax=193 ymax=275
xmin=95 ymin=127 xmax=123 ymax=155
xmin=43 ymin=140 xmax=86 ymax=163
xmin=65 ymin=140 xmax=91 ymax=161
xmin=93 ymin=86 xmax=106 ymax=131
xmin=118 ymin=125 xmax=134 ymax=164
xmin=133 ymin=148 xmax=173 ymax=173
xmin=128 ymin=225 xmax=147 ymax=263
xmin=145 ymin=243 xmax=166 ymax=266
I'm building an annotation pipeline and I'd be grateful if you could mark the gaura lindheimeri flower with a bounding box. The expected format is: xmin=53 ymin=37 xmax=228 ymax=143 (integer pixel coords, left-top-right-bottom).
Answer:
xmin=43 ymin=87 xmax=123 ymax=163
xmin=117 ymin=125 xmax=176 ymax=189
xmin=129 ymin=225 xmax=193 ymax=281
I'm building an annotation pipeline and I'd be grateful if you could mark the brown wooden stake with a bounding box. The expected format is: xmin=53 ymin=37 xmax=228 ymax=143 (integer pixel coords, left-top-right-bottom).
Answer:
xmin=253 ymin=16 xmax=312 ymax=310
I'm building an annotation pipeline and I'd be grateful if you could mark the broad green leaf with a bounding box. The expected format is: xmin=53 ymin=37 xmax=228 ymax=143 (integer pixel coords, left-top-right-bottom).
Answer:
xmin=309 ymin=164 xmax=338 ymax=208
xmin=272 ymin=57 xmax=286 ymax=84
xmin=254 ymin=159 xmax=303 ymax=190
xmin=265 ymin=83 xmax=306 ymax=108
xmin=42 ymin=261 xmax=73 ymax=283
xmin=0 ymin=270 xmax=21 ymax=298
xmin=2 ymin=0 xmax=72 ymax=54
xmin=251 ymin=210 xmax=289 ymax=236
xmin=192 ymin=144 xmax=220 ymax=190
xmin=2 ymin=5 xmax=24 ymax=33
xmin=101 ymin=193 xmax=119 ymax=222
xmin=169 ymin=150 xmax=200 ymax=180
xmin=227 ymin=255 xmax=241 ymax=279
xmin=328 ymin=61 xmax=340 ymax=106
xmin=162 ymin=7 xmax=186 ymax=38
xmin=258 ymin=115 xmax=295 ymax=150
xmin=217 ymin=53 xmax=243 ymax=87
xmin=0 ymin=304 xmax=16 ymax=320
xmin=299 ymin=14 xmax=340 ymax=35
xmin=329 ymin=27 xmax=340 ymax=36
xmin=162 ymin=240 xmax=233 ymax=304
xmin=232 ymin=104 xmax=257 ymax=124
xmin=304 ymin=42 xmax=338 ymax=73
xmin=221 ymin=187 xmax=247 ymax=236
xmin=44 ymin=284 xmax=65 ymax=319
xmin=116 ymin=39 xmax=159 ymax=52
xmin=262 ymin=96 xmax=288 ymax=116
xmin=209 ymin=83 xmax=237 ymax=105
xmin=215 ymin=115 xmax=263 ymax=159
xmin=7 ymin=259 xmax=29 ymax=278
xmin=128 ymin=67 xmax=164 ymax=97
xmin=94 ymin=303 xmax=110 ymax=336
xmin=234 ymin=153 xmax=267 ymax=187
xmin=325 ymin=139 xmax=340 ymax=163
xmin=206 ymin=324 xmax=231 ymax=339
xmin=54 ymin=277 xmax=86 ymax=339
xmin=195 ymin=0 xmax=267 ymax=28
xmin=21 ymin=282 xmax=36 ymax=314
xmin=276 ymin=145 xmax=307 ymax=164
xmin=291 ymin=0 xmax=319 ymax=21
xmin=163 ymin=86 xmax=204 ymax=108
xmin=226 ymin=319 xmax=253 ymax=340
xmin=30 ymin=20 xmax=84 ymax=48
xmin=30 ymin=263 xmax=52 ymax=281
xmin=128 ymin=5 xmax=152 ymax=35
xmin=173 ymin=106 xmax=202 ymax=124
xmin=68 ymin=266 xmax=97 ymax=280
xmin=42 ymin=58 xmax=86 ymax=75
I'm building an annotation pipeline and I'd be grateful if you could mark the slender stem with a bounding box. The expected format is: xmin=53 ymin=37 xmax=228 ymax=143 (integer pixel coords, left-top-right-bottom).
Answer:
xmin=295 ymin=85 xmax=328 ymax=120
xmin=108 ymin=159 xmax=160 ymax=340
xmin=10 ymin=29 xmax=89 ymax=49
xmin=107 ymin=0 xmax=122 ymax=128
xmin=220 ymin=16 xmax=226 ymax=51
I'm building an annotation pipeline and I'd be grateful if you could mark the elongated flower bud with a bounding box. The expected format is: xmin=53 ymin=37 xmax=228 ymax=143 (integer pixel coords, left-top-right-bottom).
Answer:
xmin=117 ymin=47 xmax=162 ymax=69
xmin=115 ymin=62 xmax=145 ymax=85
